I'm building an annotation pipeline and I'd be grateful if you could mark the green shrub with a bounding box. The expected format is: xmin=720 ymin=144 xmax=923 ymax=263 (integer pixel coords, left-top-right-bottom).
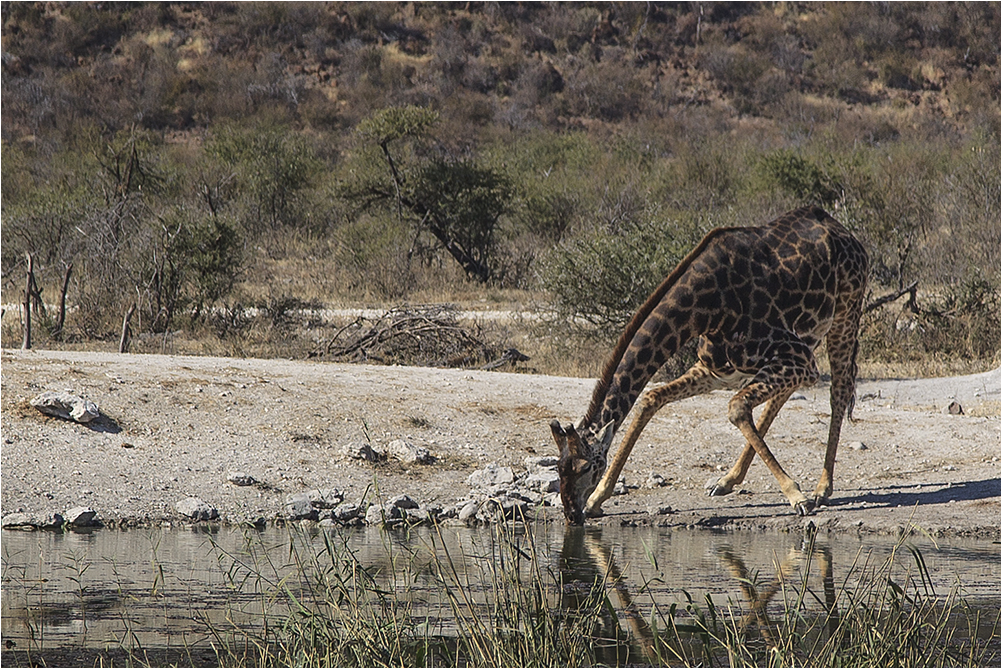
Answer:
xmin=544 ymin=206 xmax=706 ymax=336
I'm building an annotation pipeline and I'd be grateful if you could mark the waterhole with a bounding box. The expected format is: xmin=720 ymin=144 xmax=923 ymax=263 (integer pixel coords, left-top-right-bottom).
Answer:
xmin=2 ymin=524 xmax=998 ymax=666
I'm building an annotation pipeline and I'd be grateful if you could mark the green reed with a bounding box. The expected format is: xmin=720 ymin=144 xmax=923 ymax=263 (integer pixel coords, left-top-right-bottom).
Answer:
xmin=194 ymin=521 xmax=998 ymax=668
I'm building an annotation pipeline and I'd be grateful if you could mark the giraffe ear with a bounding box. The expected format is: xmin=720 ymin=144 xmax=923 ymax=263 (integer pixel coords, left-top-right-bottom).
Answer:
xmin=550 ymin=420 xmax=569 ymax=454
xmin=596 ymin=421 xmax=615 ymax=453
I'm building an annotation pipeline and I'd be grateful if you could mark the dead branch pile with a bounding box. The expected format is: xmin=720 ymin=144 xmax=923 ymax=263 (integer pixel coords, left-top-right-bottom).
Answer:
xmin=314 ymin=304 xmax=508 ymax=368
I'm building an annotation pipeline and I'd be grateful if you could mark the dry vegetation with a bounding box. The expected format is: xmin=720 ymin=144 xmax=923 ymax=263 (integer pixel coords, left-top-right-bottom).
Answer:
xmin=2 ymin=2 xmax=999 ymax=379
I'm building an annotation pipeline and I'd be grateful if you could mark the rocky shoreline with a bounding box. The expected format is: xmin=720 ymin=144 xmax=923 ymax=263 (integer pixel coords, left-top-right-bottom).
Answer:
xmin=2 ymin=350 xmax=999 ymax=539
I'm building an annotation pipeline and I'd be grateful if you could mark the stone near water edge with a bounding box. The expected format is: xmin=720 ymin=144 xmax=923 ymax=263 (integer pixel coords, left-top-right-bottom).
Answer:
xmin=175 ymin=496 xmax=219 ymax=521
xmin=308 ymin=488 xmax=345 ymax=509
xmin=524 ymin=455 xmax=559 ymax=474
xmin=284 ymin=493 xmax=318 ymax=521
xmin=365 ymin=503 xmax=403 ymax=526
xmin=387 ymin=439 xmax=434 ymax=465
xmin=30 ymin=391 xmax=100 ymax=423
xmin=1 ymin=511 xmax=64 ymax=530
xmin=388 ymin=494 xmax=420 ymax=509
xmin=524 ymin=470 xmax=560 ymax=494
xmin=65 ymin=506 xmax=98 ymax=527
xmin=849 ymin=441 xmax=868 ymax=451
xmin=458 ymin=500 xmax=480 ymax=523
xmin=467 ymin=463 xmax=515 ymax=489
xmin=227 ymin=472 xmax=257 ymax=486
xmin=333 ymin=502 xmax=361 ymax=522
xmin=478 ymin=497 xmax=529 ymax=523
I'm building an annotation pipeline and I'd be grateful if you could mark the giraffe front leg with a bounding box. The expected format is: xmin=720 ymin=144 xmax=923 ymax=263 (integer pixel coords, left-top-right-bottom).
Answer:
xmin=584 ymin=393 xmax=658 ymax=517
xmin=587 ymin=363 xmax=720 ymax=517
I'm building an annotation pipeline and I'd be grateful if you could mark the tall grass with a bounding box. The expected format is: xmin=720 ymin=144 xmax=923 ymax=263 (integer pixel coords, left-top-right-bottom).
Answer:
xmin=191 ymin=522 xmax=998 ymax=668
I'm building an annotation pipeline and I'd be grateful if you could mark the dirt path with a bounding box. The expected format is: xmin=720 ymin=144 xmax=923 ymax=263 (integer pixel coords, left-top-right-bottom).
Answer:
xmin=2 ymin=349 xmax=999 ymax=537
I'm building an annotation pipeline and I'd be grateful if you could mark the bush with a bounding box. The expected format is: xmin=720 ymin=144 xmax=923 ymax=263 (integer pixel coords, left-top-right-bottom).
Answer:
xmin=544 ymin=206 xmax=706 ymax=336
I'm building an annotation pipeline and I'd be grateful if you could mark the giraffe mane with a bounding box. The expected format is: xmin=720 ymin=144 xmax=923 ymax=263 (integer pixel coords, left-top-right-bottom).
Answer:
xmin=582 ymin=225 xmax=738 ymax=429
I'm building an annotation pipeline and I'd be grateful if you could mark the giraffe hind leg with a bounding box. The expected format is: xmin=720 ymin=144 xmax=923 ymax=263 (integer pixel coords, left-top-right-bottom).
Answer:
xmin=706 ymin=388 xmax=795 ymax=497
xmin=813 ymin=308 xmax=863 ymax=506
xmin=726 ymin=345 xmax=820 ymax=515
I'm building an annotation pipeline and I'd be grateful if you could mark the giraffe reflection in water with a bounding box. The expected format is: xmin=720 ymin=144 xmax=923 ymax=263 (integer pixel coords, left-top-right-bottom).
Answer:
xmin=557 ymin=525 xmax=838 ymax=664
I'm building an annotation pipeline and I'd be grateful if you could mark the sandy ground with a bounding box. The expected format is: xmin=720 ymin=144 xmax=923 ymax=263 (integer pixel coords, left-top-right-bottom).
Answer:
xmin=1 ymin=349 xmax=999 ymax=537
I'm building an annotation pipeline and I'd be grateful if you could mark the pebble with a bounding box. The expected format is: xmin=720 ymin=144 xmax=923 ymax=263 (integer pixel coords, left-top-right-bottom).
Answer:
xmin=227 ymin=472 xmax=257 ymax=486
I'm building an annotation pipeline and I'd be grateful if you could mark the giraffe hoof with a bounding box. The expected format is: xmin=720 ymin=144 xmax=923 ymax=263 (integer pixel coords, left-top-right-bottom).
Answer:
xmin=794 ymin=499 xmax=817 ymax=516
xmin=584 ymin=505 xmax=604 ymax=518
xmin=705 ymin=477 xmax=734 ymax=497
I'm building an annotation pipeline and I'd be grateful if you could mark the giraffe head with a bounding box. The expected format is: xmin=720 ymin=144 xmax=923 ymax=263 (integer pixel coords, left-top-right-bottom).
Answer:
xmin=550 ymin=420 xmax=615 ymax=525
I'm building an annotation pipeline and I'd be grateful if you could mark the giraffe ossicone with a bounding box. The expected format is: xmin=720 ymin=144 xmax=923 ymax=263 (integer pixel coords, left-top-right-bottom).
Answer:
xmin=551 ymin=206 xmax=869 ymax=525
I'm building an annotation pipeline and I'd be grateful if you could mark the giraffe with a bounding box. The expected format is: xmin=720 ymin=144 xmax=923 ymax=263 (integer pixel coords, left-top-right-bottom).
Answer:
xmin=550 ymin=206 xmax=869 ymax=525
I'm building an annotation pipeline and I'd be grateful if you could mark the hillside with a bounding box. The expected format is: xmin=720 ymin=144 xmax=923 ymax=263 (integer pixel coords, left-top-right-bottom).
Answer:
xmin=2 ymin=2 xmax=999 ymax=372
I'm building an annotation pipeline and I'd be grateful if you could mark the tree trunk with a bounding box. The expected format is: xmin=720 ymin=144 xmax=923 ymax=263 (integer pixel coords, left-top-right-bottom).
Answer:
xmin=21 ymin=253 xmax=32 ymax=350
xmin=54 ymin=262 xmax=73 ymax=337
xmin=120 ymin=304 xmax=136 ymax=353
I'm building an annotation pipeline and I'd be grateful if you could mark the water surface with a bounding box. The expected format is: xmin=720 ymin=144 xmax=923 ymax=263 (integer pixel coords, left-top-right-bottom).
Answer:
xmin=2 ymin=524 xmax=998 ymax=666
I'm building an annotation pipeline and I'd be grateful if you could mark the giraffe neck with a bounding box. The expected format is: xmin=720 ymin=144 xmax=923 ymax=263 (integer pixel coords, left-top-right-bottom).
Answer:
xmin=578 ymin=228 xmax=732 ymax=438
xmin=582 ymin=302 xmax=694 ymax=437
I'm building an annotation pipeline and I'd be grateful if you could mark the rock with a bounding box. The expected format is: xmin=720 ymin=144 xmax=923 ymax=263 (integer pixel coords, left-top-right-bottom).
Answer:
xmin=227 ymin=472 xmax=257 ymax=486
xmin=613 ymin=477 xmax=628 ymax=496
xmin=333 ymin=502 xmax=361 ymax=522
xmin=480 ymin=497 xmax=528 ymax=522
xmin=343 ymin=442 xmax=384 ymax=461
xmin=945 ymin=401 xmax=964 ymax=415
xmin=308 ymin=488 xmax=344 ymax=508
xmin=467 ymin=463 xmax=514 ymax=489
xmin=849 ymin=441 xmax=868 ymax=451
xmin=524 ymin=456 xmax=559 ymax=473
xmin=284 ymin=493 xmax=318 ymax=521
xmin=649 ymin=505 xmax=674 ymax=516
xmin=1 ymin=511 xmax=64 ymax=530
xmin=175 ymin=497 xmax=219 ymax=521
xmin=30 ymin=392 xmax=100 ymax=423
xmin=65 ymin=506 xmax=98 ymax=527
xmin=646 ymin=472 xmax=668 ymax=488
xmin=524 ymin=470 xmax=560 ymax=494
xmin=458 ymin=500 xmax=480 ymax=523
xmin=388 ymin=494 xmax=419 ymax=509
xmin=365 ymin=503 xmax=403 ymax=526
xmin=387 ymin=439 xmax=434 ymax=465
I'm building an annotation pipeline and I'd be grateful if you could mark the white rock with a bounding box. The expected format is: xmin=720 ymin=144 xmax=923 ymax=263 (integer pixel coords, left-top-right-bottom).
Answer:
xmin=31 ymin=392 xmax=100 ymax=423
xmin=65 ymin=506 xmax=98 ymax=527
xmin=387 ymin=439 xmax=433 ymax=464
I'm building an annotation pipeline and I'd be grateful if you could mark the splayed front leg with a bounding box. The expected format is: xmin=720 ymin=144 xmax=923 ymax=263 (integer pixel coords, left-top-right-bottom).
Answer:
xmin=586 ymin=363 xmax=722 ymax=518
